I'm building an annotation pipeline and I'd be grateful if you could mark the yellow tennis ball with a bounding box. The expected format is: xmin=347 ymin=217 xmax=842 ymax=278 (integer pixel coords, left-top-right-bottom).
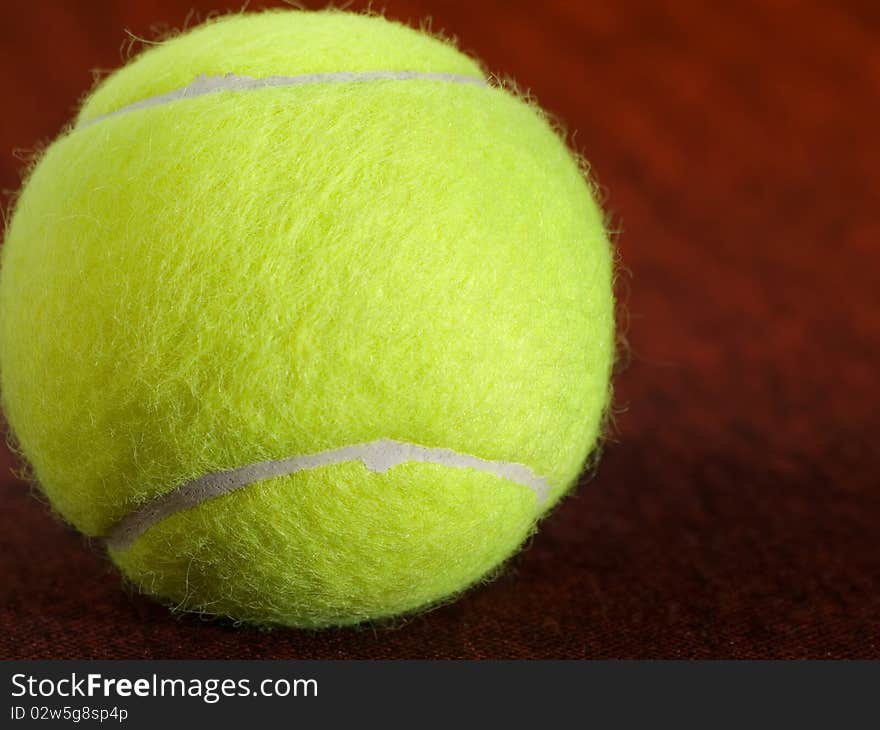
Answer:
xmin=0 ymin=10 xmax=615 ymax=627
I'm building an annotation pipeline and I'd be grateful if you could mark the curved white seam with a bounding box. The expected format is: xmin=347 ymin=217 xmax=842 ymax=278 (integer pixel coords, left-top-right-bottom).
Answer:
xmin=105 ymin=439 xmax=551 ymax=551
xmin=78 ymin=71 xmax=488 ymax=130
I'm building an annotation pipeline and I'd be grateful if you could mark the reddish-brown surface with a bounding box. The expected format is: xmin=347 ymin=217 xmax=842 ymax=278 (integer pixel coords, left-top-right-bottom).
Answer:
xmin=1 ymin=0 xmax=878 ymax=659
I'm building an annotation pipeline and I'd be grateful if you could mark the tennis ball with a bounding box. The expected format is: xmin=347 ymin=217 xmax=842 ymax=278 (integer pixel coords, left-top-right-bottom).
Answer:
xmin=0 ymin=10 xmax=615 ymax=627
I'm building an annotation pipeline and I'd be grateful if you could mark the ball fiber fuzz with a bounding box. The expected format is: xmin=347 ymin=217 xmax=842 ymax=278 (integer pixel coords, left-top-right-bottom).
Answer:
xmin=0 ymin=10 xmax=615 ymax=627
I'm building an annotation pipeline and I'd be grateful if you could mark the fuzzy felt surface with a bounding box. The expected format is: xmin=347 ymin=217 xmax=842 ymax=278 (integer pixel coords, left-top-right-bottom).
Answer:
xmin=0 ymin=10 xmax=614 ymax=627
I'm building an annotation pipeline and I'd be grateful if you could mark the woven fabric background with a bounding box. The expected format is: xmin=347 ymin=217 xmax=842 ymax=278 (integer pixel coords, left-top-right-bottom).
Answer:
xmin=1 ymin=0 xmax=877 ymax=659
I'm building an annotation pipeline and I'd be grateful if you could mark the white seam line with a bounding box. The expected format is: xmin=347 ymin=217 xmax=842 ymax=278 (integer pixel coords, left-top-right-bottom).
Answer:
xmin=78 ymin=71 xmax=489 ymax=130
xmin=105 ymin=438 xmax=551 ymax=551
